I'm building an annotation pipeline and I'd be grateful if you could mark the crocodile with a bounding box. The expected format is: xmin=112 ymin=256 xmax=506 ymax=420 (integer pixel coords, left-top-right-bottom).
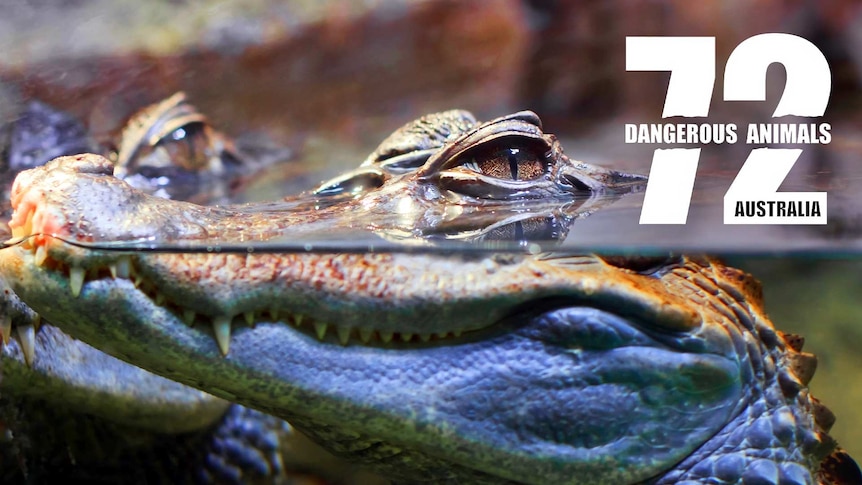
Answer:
xmin=0 ymin=96 xmax=335 ymax=484
xmin=0 ymin=102 xmax=636 ymax=483
xmin=1 ymin=107 xmax=860 ymax=484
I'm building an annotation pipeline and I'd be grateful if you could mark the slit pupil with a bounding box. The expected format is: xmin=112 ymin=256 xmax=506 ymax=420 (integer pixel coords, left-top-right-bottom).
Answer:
xmin=508 ymin=148 xmax=520 ymax=180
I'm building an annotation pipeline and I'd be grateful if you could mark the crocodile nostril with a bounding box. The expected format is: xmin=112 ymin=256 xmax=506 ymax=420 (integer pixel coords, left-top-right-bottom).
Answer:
xmin=51 ymin=154 xmax=115 ymax=176
xmin=314 ymin=170 xmax=386 ymax=197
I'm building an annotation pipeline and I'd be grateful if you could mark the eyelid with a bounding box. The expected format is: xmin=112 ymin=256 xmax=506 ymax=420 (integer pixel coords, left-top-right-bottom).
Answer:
xmin=436 ymin=167 xmax=551 ymax=200
xmin=416 ymin=113 xmax=549 ymax=178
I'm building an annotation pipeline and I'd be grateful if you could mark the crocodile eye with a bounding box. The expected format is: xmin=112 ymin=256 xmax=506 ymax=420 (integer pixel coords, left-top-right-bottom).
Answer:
xmin=462 ymin=143 xmax=547 ymax=181
xmin=153 ymin=122 xmax=211 ymax=171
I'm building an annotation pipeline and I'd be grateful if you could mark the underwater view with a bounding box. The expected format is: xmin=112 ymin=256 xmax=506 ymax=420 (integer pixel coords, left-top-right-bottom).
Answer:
xmin=0 ymin=1 xmax=860 ymax=483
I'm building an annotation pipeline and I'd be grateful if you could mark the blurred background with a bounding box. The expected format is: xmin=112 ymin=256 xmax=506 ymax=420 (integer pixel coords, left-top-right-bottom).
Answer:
xmin=0 ymin=0 xmax=859 ymax=460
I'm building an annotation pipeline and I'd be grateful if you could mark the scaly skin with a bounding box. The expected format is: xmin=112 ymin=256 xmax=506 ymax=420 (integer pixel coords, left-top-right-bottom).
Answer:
xmin=0 ymin=110 xmax=857 ymax=484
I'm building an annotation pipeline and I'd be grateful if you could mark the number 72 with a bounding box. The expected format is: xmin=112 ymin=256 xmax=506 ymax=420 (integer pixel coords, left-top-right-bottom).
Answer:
xmin=626 ymin=34 xmax=830 ymax=224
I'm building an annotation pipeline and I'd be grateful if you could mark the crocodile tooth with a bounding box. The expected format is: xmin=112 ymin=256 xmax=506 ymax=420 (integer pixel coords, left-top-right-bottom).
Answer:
xmin=400 ymin=333 xmax=413 ymax=342
xmin=34 ymin=245 xmax=48 ymax=266
xmin=33 ymin=314 xmax=41 ymax=332
xmin=10 ymin=221 xmax=23 ymax=240
xmin=358 ymin=328 xmax=374 ymax=343
xmin=293 ymin=314 xmax=303 ymax=326
xmin=419 ymin=333 xmax=432 ymax=343
xmin=155 ymin=293 xmax=166 ymax=306
xmin=244 ymin=312 xmax=255 ymax=326
xmin=17 ymin=324 xmax=35 ymax=366
xmin=116 ymin=257 xmax=131 ymax=279
xmin=336 ymin=326 xmax=352 ymax=346
xmin=453 ymin=329 xmax=463 ymax=338
xmin=379 ymin=331 xmax=393 ymax=343
xmin=109 ymin=263 xmax=118 ymax=278
xmin=133 ymin=274 xmax=144 ymax=289
xmin=267 ymin=309 xmax=279 ymax=321
xmin=69 ymin=266 xmax=85 ymax=297
xmin=436 ymin=331 xmax=449 ymax=339
xmin=0 ymin=315 xmax=11 ymax=345
xmin=182 ymin=309 xmax=196 ymax=325
xmin=213 ymin=317 xmax=232 ymax=356
xmin=314 ymin=322 xmax=328 ymax=340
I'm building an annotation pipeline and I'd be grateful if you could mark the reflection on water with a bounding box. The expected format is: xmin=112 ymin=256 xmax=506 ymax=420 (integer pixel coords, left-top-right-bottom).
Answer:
xmin=10 ymin=170 xmax=862 ymax=256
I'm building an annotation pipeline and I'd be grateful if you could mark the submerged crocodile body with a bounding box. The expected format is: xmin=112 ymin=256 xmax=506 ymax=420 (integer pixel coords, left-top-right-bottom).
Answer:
xmin=0 ymin=103 xmax=859 ymax=484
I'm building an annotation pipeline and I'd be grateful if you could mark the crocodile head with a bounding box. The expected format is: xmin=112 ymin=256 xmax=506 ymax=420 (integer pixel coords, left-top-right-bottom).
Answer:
xmin=0 ymin=95 xmax=299 ymax=483
xmin=0 ymin=110 xmax=851 ymax=484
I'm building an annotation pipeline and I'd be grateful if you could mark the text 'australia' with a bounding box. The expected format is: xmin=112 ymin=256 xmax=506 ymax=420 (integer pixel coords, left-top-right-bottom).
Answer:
xmin=734 ymin=200 xmax=822 ymax=218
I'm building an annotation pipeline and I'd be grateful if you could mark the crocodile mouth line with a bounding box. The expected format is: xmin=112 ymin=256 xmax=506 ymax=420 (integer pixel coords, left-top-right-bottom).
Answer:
xmin=15 ymin=239 xmax=470 ymax=357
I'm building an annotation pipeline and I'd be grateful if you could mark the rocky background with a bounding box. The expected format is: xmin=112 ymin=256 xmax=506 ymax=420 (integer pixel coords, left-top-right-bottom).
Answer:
xmin=0 ymin=0 xmax=860 ymax=462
